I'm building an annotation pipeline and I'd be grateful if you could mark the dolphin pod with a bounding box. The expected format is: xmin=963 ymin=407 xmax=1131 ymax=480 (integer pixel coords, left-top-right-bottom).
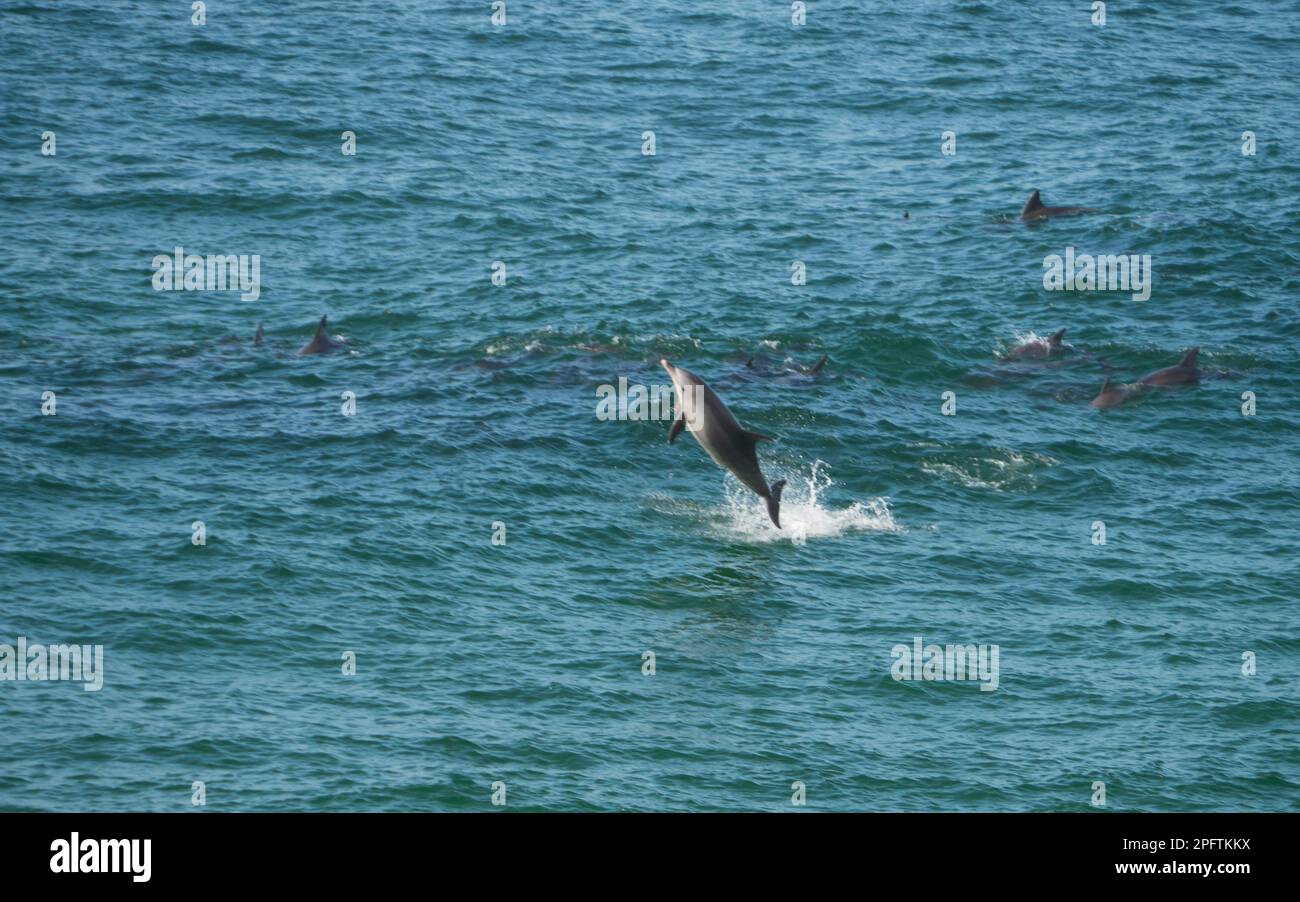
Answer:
xmin=660 ymin=359 xmax=787 ymax=528
xmin=1090 ymin=348 xmax=1202 ymax=409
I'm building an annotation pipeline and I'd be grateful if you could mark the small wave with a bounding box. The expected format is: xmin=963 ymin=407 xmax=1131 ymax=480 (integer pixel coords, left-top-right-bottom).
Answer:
xmin=922 ymin=450 xmax=1056 ymax=491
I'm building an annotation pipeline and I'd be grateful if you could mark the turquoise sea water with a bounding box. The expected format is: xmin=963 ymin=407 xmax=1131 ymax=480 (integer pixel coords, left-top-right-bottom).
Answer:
xmin=1 ymin=0 xmax=1297 ymax=811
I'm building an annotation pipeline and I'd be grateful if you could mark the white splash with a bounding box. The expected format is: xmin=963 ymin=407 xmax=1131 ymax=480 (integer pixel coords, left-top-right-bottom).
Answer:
xmin=718 ymin=459 xmax=899 ymax=543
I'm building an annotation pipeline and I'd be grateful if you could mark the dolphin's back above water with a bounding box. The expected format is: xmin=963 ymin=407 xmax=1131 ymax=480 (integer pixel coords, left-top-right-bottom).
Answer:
xmin=299 ymin=315 xmax=344 ymax=355
xmin=1090 ymin=377 xmax=1137 ymax=409
xmin=1140 ymin=348 xmax=1201 ymax=386
xmin=661 ymin=359 xmax=786 ymax=528
xmin=1003 ymin=328 xmax=1069 ymax=360
xmin=1020 ymin=189 xmax=1099 ymax=221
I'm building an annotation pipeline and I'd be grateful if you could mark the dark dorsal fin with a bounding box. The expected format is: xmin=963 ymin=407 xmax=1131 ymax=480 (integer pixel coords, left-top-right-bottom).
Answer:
xmin=1049 ymin=328 xmax=1066 ymax=344
xmin=1180 ymin=347 xmax=1199 ymax=368
xmin=254 ymin=322 xmax=264 ymax=345
xmin=1101 ymin=377 xmax=1112 ymax=390
xmin=315 ymin=315 xmax=329 ymax=338
xmin=1023 ymin=190 xmax=1044 ymax=215
xmin=807 ymin=355 xmax=828 ymax=374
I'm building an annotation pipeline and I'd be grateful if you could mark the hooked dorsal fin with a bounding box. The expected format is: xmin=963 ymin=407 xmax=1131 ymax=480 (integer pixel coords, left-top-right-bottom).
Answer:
xmin=807 ymin=355 xmax=828 ymax=375
xmin=1179 ymin=347 xmax=1199 ymax=368
xmin=315 ymin=315 xmax=329 ymax=338
xmin=1049 ymin=328 xmax=1066 ymax=344
xmin=1022 ymin=190 xmax=1044 ymax=215
xmin=254 ymin=322 xmax=264 ymax=345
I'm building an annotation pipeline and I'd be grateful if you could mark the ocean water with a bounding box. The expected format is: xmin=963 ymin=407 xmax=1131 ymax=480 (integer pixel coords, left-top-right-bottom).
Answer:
xmin=1 ymin=0 xmax=1297 ymax=812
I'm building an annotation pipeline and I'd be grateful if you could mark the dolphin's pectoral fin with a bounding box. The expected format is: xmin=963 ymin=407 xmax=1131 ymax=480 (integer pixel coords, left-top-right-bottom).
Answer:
xmin=742 ymin=429 xmax=775 ymax=444
xmin=667 ymin=417 xmax=685 ymax=445
xmin=766 ymin=479 xmax=786 ymax=529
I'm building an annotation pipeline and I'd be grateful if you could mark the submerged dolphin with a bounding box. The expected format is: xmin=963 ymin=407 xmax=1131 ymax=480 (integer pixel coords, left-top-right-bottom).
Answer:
xmin=1139 ymin=348 xmax=1201 ymax=386
xmin=299 ymin=315 xmax=345 ymax=355
xmin=1020 ymin=190 xmax=1099 ymax=222
xmin=660 ymin=359 xmax=787 ymax=528
xmin=1001 ymin=328 xmax=1070 ymax=360
xmin=1090 ymin=378 xmax=1140 ymax=409
xmin=742 ymin=354 xmax=827 ymax=377
xmin=804 ymin=355 xmax=828 ymax=375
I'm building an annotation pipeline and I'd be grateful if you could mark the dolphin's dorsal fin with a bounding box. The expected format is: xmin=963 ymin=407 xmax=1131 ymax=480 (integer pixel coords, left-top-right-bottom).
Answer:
xmin=807 ymin=355 xmax=828 ymax=374
xmin=254 ymin=322 xmax=264 ymax=345
xmin=1180 ymin=347 xmax=1199 ymax=367
xmin=1022 ymin=190 xmax=1044 ymax=215
xmin=742 ymin=429 xmax=775 ymax=444
xmin=1049 ymin=328 xmax=1066 ymax=344
xmin=1101 ymin=378 xmax=1112 ymax=390
xmin=315 ymin=315 xmax=329 ymax=338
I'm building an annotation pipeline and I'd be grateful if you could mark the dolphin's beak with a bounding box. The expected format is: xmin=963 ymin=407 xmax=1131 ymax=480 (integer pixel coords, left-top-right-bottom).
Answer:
xmin=659 ymin=358 xmax=674 ymax=376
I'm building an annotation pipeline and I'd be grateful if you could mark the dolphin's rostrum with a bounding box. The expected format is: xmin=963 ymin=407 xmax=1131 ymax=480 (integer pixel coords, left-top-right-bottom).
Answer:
xmin=661 ymin=359 xmax=787 ymax=528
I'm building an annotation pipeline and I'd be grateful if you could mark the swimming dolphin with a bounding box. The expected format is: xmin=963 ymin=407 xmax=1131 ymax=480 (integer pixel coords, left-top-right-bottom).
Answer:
xmin=1139 ymin=348 xmax=1201 ymax=386
xmin=253 ymin=322 xmax=264 ymax=346
xmin=1001 ymin=328 xmax=1070 ymax=360
xmin=660 ymin=358 xmax=787 ymax=528
xmin=1090 ymin=349 xmax=1202 ymax=407
xmin=1020 ymin=190 xmax=1100 ymax=222
xmin=1089 ymin=377 xmax=1140 ymax=409
xmin=299 ymin=315 xmax=344 ymax=355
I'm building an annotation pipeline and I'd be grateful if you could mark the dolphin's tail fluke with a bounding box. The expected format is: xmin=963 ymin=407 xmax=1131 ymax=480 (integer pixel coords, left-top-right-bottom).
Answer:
xmin=766 ymin=479 xmax=786 ymax=529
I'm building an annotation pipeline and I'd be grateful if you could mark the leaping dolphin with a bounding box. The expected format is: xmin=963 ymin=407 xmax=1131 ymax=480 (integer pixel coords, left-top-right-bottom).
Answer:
xmin=660 ymin=359 xmax=787 ymax=528
xmin=1020 ymin=190 xmax=1100 ymax=222
xmin=299 ymin=315 xmax=345 ymax=355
